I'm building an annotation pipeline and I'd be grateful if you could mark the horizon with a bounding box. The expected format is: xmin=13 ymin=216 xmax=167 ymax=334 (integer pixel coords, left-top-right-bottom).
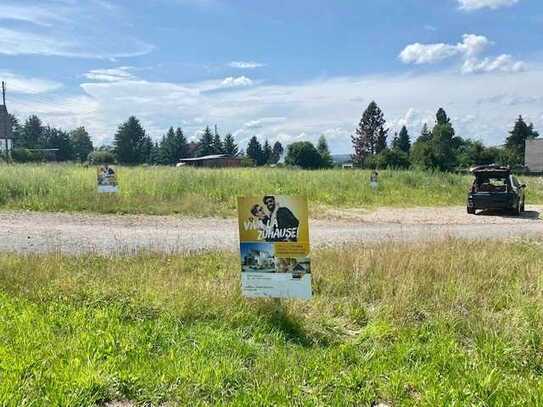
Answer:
xmin=1 ymin=0 xmax=542 ymax=154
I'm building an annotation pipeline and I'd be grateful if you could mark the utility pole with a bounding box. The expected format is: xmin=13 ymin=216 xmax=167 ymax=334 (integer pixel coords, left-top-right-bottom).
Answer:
xmin=2 ymin=81 xmax=9 ymax=162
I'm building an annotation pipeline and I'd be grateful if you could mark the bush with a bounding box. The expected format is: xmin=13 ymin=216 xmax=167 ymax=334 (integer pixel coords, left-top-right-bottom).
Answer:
xmin=11 ymin=149 xmax=43 ymax=163
xmin=363 ymin=148 xmax=410 ymax=169
xmin=285 ymin=141 xmax=323 ymax=169
xmin=87 ymin=150 xmax=116 ymax=165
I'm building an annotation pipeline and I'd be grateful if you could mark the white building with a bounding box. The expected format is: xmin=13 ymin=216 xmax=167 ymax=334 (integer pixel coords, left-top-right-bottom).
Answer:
xmin=525 ymin=139 xmax=543 ymax=172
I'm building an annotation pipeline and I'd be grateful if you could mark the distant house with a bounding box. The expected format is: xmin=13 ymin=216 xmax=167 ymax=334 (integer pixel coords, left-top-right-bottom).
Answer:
xmin=0 ymin=104 xmax=13 ymax=154
xmin=179 ymin=154 xmax=243 ymax=168
xmin=525 ymin=139 xmax=543 ymax=172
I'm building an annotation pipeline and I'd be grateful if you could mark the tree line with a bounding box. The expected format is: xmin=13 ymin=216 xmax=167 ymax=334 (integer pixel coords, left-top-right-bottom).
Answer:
xmin=5 ymin=104 xmax=538 ymax=170
xmin=352 ymin=101 xmax=540 ymax=170
xmin=4 ymin=113 xmax=337 ymax=168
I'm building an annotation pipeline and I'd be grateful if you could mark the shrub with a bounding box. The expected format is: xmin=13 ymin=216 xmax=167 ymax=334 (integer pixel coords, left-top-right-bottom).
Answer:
xmin=87 ymin=150 xmax=116 ymax=165
xmin=11 ymin=149 xmax=43 ymax=163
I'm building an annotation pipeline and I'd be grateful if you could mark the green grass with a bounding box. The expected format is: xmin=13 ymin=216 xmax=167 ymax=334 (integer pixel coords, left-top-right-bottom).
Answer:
xmin=1 ymin=164 xmax=542 ymax=216
xmin=1 ymin=240 xmax=542 ymax=405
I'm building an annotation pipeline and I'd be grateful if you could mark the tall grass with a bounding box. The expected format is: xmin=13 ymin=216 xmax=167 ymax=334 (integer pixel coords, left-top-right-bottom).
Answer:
xmin=1 ymin=164 xmax=542 ymax=216
xmin=0 ymin=240 xmax=542 ymax=405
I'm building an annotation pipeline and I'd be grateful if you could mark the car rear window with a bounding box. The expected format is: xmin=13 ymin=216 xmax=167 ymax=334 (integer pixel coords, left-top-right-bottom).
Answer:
xmin=474 ymin=176 xmax=508 ymax=192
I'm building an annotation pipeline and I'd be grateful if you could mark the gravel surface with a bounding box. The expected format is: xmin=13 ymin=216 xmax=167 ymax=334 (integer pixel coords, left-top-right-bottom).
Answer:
xmin=0 ymin=206 xmax=541 ymax=255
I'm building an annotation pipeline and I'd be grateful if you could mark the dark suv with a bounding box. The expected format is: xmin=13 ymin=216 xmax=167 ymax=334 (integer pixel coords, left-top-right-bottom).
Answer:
xmin=467 ymin=165 xmax=526 ymax=216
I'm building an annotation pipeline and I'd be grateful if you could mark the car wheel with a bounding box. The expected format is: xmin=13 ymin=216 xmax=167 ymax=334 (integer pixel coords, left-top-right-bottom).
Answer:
xmin=467 ymin=207 xmax=476 ymax=215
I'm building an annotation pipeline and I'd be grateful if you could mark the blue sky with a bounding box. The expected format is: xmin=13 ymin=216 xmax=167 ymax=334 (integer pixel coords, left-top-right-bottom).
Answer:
xmin=2 ymin=0 xmax=542 ymax=152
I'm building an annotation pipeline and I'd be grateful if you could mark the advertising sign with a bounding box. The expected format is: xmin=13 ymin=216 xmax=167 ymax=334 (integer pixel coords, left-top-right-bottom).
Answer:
xmin=237 ymin=195 xmax=311 ymax=299
xmin=97 ymin=165 xmax=118 ymax=193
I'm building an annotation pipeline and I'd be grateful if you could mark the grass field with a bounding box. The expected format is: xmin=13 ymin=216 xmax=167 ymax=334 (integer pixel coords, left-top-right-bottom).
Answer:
xmin=1 ymin=164 xmax=542 ymax=216
xmin=1 ymin=240 xmax=542 ymax=405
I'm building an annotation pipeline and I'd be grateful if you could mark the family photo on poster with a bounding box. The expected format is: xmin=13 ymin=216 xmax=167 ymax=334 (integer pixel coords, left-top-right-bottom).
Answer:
xmin=96 ymin=165 xmax=118 ymax=193
xmin=238 ymin=195 xmax=312 ymax=299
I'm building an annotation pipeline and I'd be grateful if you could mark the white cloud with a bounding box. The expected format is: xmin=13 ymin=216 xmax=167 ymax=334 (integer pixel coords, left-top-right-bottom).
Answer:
xmin=400 ymin=34 xmax=489 ymax=64
xmin=400 ymin=33 xmax=525 ymax=75
xmin=457 ymin=0 xmax=519 ymax=11
xmin=228 ymin=61 xmax=266 ymax=69
xmin=0 ymin=71 xmax=62 ymax=94
xmin=243 ymin=117 xmax=287 ymax=129
xmin=462 ymin=54 xmax=526 ymax=73
xmin=458 ymin=34 xmax=490 ymax=57
xmin=219 ymin=76 xmax=254 ymax=88
xmin=9 ymin=66 xmax=543 ymax=152
xmin=0 ymin=1 xmax=154 ymax=59
xmin=84 ymin=67 xmax=137 ymax=82
xmin=0 ymin=4 xmax=69 ymax=26
xmin=399 ymin=42 xmax=461 ymax=64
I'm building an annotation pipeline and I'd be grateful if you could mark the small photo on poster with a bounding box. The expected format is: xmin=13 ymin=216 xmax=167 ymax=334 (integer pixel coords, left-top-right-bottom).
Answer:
xmin=240 ymin=242 xmax=311 ymax=277
xmin=97 ymin=165 xmax=118 ymax=193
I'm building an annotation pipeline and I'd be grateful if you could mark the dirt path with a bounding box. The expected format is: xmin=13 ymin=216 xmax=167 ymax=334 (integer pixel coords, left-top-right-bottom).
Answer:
xmin=0 ymin=206 xmax=541 ymax=254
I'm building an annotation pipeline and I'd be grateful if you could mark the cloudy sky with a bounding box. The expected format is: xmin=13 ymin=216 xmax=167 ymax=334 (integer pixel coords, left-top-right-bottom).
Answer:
xmin=2 ymin=0 xmax=542 ymax=153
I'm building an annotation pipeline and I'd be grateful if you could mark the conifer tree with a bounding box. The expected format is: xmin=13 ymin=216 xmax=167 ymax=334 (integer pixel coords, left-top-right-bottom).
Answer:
xmin=223 ymin=133 xmax=239 ymax=156
xmin=392 ymin=126 xmax=411 ymax=154
xmin=317 ymin=135 xmax=333 ymax=168
xmin=271 ymin=141 xmax=284 ymax=164
xmin=246 ymin=136 xmax=264 ymax=165
xmin=505 ymin=115 xmax=539 ymax=165
xmin=113 ymin=116 xmax=147 ymax=164
xmin=352 ymin=101 xmax=388 ymax=166
xmin=263 ymin=139 xmax=273 ymax=164
xmin=197 ymin=126 xmax=214 ymax=157
xmin=212 ymin=128 xmax=223 ymax=154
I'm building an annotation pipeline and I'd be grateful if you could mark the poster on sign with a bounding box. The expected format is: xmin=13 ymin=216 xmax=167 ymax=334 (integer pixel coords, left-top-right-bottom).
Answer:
xmin=97 ymin=165 xmax=118 ymax=193
xmin=237 ymin=195 xmax=311 ymax=299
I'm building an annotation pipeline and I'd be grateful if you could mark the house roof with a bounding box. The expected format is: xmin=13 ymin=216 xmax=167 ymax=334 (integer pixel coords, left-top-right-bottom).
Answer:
xmin=180 ymin=154 xmax=238 ymax=162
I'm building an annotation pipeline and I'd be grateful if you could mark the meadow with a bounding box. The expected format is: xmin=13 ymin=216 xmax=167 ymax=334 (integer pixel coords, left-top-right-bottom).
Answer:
xmin=1 ymin=164 xmax=542 ymax=216
xmin=1 ymin=240 xmax=542 ymax=406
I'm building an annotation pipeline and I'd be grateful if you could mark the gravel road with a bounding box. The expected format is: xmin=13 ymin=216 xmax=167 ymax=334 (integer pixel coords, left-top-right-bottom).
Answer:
xmin=0 ymin=206 xmax=541 ymax=254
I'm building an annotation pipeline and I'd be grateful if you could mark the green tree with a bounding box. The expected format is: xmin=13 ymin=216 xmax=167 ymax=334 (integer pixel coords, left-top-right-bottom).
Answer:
xmin=159 ymin=127 xmax=176 ymax=164
xmin=263 ymin=139 xmax=273 ymax=164
xmin=316 ymin=135 xmax=334 ymax=168
xmin=352 ymin=101 xmax=388 ymax=166
xmin=212 ymin=128 xmax=223 ymax=154
xmin=20 ymin=115 xmax=44 ymax=149
xmin=430 ymin=108 xmax=456 ymax=171
xmin=88 ymin=150 xmax=116 ymax=165
xmin=411 ymin=124 xmax=434 ymax=169
xmin=374 ymin=148 xmax=410 ymax=169
xmin=43 ymin=126 xmax=75 ymax=161
xmin=223 ymin=133 xmax=239 ymax=156
xmin=271 ymin=141 xmax=284 ymax=164
xmin=160 ymin=127 xmax=189 ymax=165
xmin=285 ymin=141 xmax=323 ymax=169
xmin=113 ymin=116 xmax=147 ymax=164
xmin=197 ymin=126 xmax=214 ymax=157
xmin=392 ymin=126 xmax=411 ymax=154
xmin=175 ymin=128 xmax=189 ymax=159
xmin=504 ymin=116 xmax=539 ymax=165
xmin=140 ymin=135 xmax=154 ymax=164
xmin=149 ymin=141 xmax=161 ymax=165
xmin=456 ymin=140 xmax=500 ymax=168
xmin=419 ymin=123 xmax=432 ymax=143
xmin=246 ymin=136 xmax=264 ymax=165
xmin=69 ymin=127 xmax=94 ymax=162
